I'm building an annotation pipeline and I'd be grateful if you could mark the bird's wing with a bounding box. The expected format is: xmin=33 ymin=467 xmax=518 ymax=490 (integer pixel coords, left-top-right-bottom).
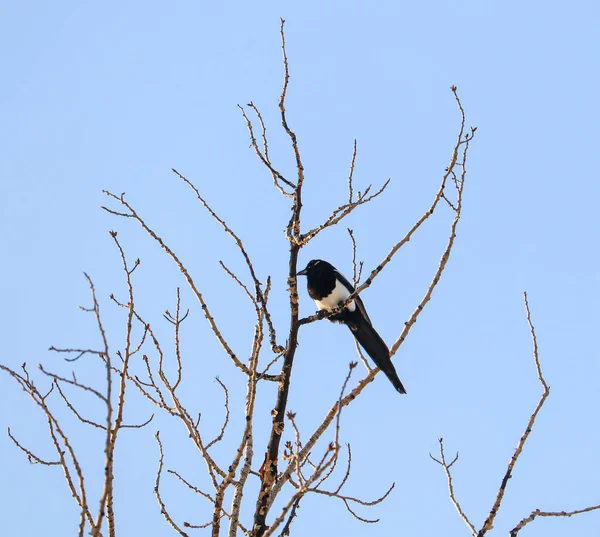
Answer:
xmin=333 ymin=269 xmax=373 ymax=326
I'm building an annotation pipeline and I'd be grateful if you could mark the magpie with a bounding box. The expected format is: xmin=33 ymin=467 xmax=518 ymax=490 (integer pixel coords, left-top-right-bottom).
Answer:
xmin=297 ymin=259 xmax=406 ymax=394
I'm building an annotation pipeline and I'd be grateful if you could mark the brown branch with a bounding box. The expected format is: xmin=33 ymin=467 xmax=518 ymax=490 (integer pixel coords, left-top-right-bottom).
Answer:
xmin=46 ymin=404 xmax=94 ymax=536
xmin=347 ymin=228 xmax=363 ymax=287
xmin=278 ymin=18 xmax=305 ymax=242
xmin=238 ymin=102 xmax=295 ymax=196
xmin=510 ymin=505 xmax=600 ymax=536
xmin=218 ymin=264 xmax=283 ymax=371
xmin=7 ymin=427 xmax=60 ymax=465
xmin=48 ymin=346 xmax=104 ymax=362
xmin=38 ymin=364 xmax=108 ymax=403
xmin=333 ymin=444 xmax=353 ymax=495
xmin=171 ymin=170 xmax=284 ymax=357
xmin=265 ymin=369 xmax=353 ymax=535
xmin=285 ymin=365 xmax=394 ymax=525
xmin=1 ymin=363 xmax=95 ymax=534
xmin=278 ymin=497 xmax=301 ymax=537
xmin=263 ymin=442 xmax=339 ymax=537
xmin=183 ymin=520 xmax=214 ymax=530
xmin=298 ymin=179 xmax=390 ymax=245
xmin=168 ymin=469 xmax=215 ymax=503
xmin=309 ymin=473 xmax=394 ymax=525
xmin=252 ymin=19 xmax=305 ymax=537
xmin=164 ymin=288 xmax=187 ymax=392
xmin=390 ymin=125 xmax=473 ymax=357
xmin=154 ymin=432 xmax=190 ymax=536
xmin=260 ymin=276 xmax=284 ymax=358
xmin=102 ymin=190 xmax=247 ymax=374
xmin=121 ymin=414 xmax=154 ymax=429
xmin=268 ymin=364 xmax=356 ymax=515
xmin=285 ymin=412 xmax=306 ymax=487
xmin=206 ymin=376 xmax=230 ymax=450
xmin=344 ymin=229 xmax=370 ymax=373
xmin=225 ymin=306 xmax=262 ymax=537
xmin=38 ymin=272 xmax=118 ymax=535
xmin=54 ymin=380 xmax=107 ymax=430
xmin=429 ymin=438 xmax=476 ymax=535
xmin=506 ymin=299 xmax=599 ymax=535
xmin=350 ymin=88 xmax=470 ymax=313
xmin=129 ymin=354 xmax=171 ymax=410
xmin=92 ymin=231 xmax=137 ymax=537
xmin=123 ymin=306 xmax=228 ymax=486
xmin=220 ymin=261 xmax=258 ymax=306
xmin=477 ymin=293 xmax=551 ymax=537
xmin=239 ymin=102 xmax=295 ymax=197
xmin=347 ymin=140 xmax=357 ymax=203
xmin=258 ymin=351 xmax=284 ymax=380
xmin=50 ymin=273 xmax=110 ymax=535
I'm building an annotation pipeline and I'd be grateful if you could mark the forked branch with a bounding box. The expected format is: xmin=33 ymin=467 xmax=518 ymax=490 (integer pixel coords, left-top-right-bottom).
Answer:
xmin=430 ymin=439 xmax=476 ymax=536
xmin=432 ymin=294 xmax=598 ymax=536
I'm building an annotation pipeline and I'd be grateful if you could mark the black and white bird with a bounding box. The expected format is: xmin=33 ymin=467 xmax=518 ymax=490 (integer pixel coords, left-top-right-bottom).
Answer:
xmin=297 ymin=259 xmax=406 ymax=394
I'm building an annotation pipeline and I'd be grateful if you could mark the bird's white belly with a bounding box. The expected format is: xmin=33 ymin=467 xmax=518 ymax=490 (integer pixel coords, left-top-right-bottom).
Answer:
xmin=315 ymin=279 xmax=356 ymax=312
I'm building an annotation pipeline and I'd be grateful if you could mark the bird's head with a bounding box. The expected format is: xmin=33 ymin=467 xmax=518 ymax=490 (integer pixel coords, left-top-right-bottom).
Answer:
xmin=297 ymin=259 xmax=328 ymax=277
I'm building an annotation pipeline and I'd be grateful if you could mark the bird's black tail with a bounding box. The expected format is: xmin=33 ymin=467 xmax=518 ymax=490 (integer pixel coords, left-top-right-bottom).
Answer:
xmin=350 ymin=319 xmax=407 ymax=394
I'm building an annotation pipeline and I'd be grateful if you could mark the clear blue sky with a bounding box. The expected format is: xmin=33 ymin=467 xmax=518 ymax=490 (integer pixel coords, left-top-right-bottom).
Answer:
xmin=1 ymin=1 xmax=598 ymax=536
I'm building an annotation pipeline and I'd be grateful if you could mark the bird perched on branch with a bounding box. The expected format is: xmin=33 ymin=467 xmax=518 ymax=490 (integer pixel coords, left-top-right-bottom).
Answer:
xmin=297 ymin=259 xmax=406 ymax=394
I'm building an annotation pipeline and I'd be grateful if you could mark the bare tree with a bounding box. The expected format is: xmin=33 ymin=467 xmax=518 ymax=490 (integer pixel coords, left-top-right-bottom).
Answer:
xmin=2 ymin=19 xmax=595 ymax=537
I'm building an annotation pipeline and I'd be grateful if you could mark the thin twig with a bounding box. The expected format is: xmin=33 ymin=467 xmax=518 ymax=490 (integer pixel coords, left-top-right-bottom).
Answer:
xmin=239 ymin=102 xmax=295 ymax=197
xmin=206 ymin=377 xmax=230 ymax=450
xmin=429 ymin=438 xmax=476 ymax=535
xmin=510 ymin=505 xmax=600 ymax=536
xmin=299 ymin=179 xmax=390 ymax=245
xmin=154 ymin=432 xmax=190 ymax=536
xmin=347 ymin=140 xmax=357 ymax=203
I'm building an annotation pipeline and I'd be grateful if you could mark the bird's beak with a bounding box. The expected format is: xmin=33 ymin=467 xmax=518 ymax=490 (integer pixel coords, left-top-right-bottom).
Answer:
xmin=297 ymin=267 xmax=308 ymax=276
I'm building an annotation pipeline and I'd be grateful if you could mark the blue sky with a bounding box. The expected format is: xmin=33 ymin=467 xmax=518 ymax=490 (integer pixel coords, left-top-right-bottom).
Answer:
xmin=1 ymin=1 xmax=598 ymax=536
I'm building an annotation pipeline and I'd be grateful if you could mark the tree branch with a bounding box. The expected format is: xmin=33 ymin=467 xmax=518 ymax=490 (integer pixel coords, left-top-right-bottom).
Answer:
xmin=477 ymin=293 xmax=550 ymax=536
